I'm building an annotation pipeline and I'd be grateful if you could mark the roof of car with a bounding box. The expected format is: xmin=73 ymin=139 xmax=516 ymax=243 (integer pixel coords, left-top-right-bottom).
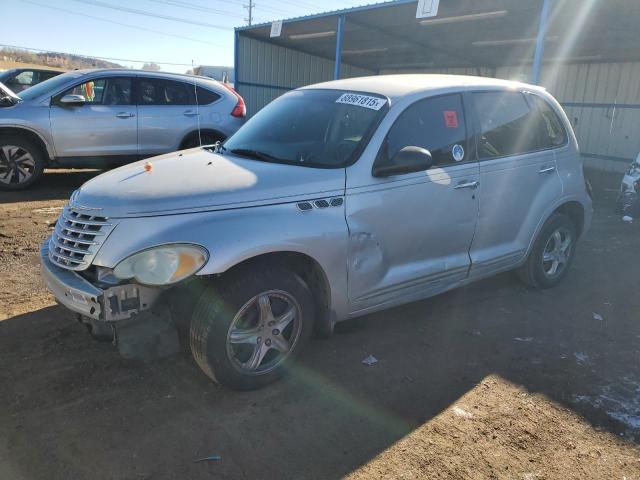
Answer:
xmin=2 ymin=67 xmax=64 ymax=73
xmin=69 ymin=68 xmax=214 ymax=82
xmin=302 ymin=74 xmax=544 ymax=99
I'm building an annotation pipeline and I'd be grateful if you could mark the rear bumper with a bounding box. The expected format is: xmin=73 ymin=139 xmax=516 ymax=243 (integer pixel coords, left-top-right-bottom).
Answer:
xmin=40 ymin=242 xmax=161 ymax=321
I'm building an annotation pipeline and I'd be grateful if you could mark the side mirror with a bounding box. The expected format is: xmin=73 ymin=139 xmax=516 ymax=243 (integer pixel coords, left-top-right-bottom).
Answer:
xmin=0 ymin=96 xmax=15 ymax=107
xmin=373 ymin=146 xmax=433 ymax=178
xmin=59 ymin=94 xmax=86 ymax=106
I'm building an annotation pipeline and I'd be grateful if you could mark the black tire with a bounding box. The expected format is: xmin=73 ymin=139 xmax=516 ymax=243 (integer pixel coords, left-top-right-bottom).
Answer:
xmin=181 ymin=132 xmax=224 ymax=149
xmin=517 ymin=213 xmax=577 ymax=289
xmin=190 ymin=266 xmax=315 ymax=390
xmin=0 ymin=135 xmax=45 ymax=191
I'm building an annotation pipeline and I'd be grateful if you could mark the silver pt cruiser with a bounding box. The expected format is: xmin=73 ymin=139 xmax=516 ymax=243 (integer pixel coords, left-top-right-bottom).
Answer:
xmin=41 ymin=75 xmax=592 ymax=390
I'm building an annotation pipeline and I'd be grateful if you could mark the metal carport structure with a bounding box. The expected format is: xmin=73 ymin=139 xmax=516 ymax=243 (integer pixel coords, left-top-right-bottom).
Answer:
xmin=234 ymin=0 xmax=640 ymax=171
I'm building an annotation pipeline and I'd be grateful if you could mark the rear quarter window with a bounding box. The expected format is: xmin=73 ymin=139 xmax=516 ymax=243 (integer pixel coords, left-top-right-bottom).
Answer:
xmin=195 ymin=86 xmax=220 ymax=105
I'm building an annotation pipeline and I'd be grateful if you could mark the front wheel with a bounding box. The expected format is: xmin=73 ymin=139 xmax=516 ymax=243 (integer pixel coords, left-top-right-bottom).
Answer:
xmin=517 ymin=213 xmax=577 ymax=289
xmin=0 ymin=136 xmax=45 ymax=191
xmin=190 ymin=266 xmax=315 ymax=390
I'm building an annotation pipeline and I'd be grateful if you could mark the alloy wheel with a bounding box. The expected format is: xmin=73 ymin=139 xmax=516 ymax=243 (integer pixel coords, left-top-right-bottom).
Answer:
xmin=226 ymin=290 xmax=302 ymax=375
xmin=542 ymin=227 xmax=573 ymax=277
xmin=0 ymin=145 xmax=36 ymax=186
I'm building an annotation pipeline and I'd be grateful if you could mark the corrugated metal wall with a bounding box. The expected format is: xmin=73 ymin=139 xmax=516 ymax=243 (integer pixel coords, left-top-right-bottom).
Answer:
xmin=380 ymin=66 xmax=496 ymax=77
xmin=236 ymin=35 xmax=374 ymax=116
xmin=236 ymin=33 xmax=640 ymax=172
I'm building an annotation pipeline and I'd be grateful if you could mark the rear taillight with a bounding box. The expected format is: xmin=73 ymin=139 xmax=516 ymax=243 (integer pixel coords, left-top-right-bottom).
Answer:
xmin=222 ymin=83 xmax=246 ymax=118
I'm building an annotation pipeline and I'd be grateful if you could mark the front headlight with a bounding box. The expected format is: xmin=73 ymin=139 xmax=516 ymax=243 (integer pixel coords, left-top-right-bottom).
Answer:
xmin=113 ymin=244 xmax=208 ymax=286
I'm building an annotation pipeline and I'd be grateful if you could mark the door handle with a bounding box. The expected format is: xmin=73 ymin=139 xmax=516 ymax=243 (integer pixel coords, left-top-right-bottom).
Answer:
xmin=538 ymin=165 xmax=556 ymax=174
xmin=183 ymin=110 xmax=199 ymax=117
xmin=454 ymin=180 xmax=479 ymax=190
xmin=116 ymin=112 xmax=135 ymax=118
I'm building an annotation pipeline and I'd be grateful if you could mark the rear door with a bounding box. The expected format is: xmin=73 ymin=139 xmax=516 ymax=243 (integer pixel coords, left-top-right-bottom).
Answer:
xmin=467 ymin=90 xmax=564 ymax=278
xmin=136 ymin=77 xmax=199 ymax=155
xmin=49 ymin=76 xmax=137 ymax=160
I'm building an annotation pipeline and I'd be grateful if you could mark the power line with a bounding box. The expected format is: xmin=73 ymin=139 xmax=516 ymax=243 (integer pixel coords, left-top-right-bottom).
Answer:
xmin=70 ymin=0 xmax=233 ymax=31
xmin=144 ymin=0 xmax=244 ymax=18
xmin=0 ymin=43 xmax=198 ymax=67
xmin=22 ymin=0 xmax=228 ymax=47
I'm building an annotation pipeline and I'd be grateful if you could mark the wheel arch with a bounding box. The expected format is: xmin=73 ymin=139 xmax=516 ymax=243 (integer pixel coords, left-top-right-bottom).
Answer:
xmin=179 ymin=129 xmax=227 ymax=149
xmin=553 ymin=201 xmax=585 ymax=237
xmin=0 ymin=126 xmax=53 ymax=162
xmin=213 ymin=251 xmax=335 ymax=337
xmin=524 ymin=199 xmax=588 ymax=262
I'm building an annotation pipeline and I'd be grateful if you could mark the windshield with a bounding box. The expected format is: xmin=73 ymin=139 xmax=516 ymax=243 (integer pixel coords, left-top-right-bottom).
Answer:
xmin=18 ymin=71 xmax=84 ymax=101
xmin=223 ymin=89 xmax=388 ymax=168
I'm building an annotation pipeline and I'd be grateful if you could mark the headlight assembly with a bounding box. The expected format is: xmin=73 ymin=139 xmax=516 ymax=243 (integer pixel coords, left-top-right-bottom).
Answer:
xmin=113 ymin=244 xmax=208 ymax=286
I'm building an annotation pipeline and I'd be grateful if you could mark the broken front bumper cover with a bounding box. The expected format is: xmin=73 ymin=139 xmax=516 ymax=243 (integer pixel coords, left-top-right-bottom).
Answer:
xmin=40 ymin=243 xmax=161 ymax=322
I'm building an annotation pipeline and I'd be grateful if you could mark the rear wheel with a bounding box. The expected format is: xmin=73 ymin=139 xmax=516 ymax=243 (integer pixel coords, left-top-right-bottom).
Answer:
xmin=0 ymin=136 xmax=45 ymax=191
xmin=517 ymin=214 xmax=577 ymax=289
xmin=190 ymin=266 xmax=314 ymax=390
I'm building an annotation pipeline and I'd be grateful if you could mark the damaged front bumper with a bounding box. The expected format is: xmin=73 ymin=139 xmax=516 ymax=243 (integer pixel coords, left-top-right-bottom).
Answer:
xmin=40 ymin=243 xmax=161 ymax=322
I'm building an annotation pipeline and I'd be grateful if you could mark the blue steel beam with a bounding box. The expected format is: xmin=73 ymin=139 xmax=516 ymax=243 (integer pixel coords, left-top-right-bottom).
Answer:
xmin=531 ymin=0 xmax=551 ymax=84
xmin=233 ymin=30 xmax=240 ymax=93
xmin=334 ymin=14 xmax=345 ymax=80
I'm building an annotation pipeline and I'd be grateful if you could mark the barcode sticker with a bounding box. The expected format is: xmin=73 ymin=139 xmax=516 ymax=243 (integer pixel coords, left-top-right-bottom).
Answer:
xmin=336 ymin=93 xmax=386 ymax=110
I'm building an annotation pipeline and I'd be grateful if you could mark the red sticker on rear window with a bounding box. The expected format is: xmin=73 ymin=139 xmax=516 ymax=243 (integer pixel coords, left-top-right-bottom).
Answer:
xmin=444 ymin=111 xmax=459 ymax=128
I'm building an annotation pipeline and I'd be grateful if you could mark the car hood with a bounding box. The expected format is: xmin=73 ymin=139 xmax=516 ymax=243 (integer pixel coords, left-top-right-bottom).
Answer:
xmin=73 ymin=148 xmax=346 ymax=218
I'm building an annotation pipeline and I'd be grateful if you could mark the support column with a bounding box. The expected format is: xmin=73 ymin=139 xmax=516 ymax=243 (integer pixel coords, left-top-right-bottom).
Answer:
xmin=234 ymin=30 xmax=240 ymax=91
xmin=531 ymin=0 xmax=551 ymax=85
xmin=334 ymin=15 xmax=345 ymax=80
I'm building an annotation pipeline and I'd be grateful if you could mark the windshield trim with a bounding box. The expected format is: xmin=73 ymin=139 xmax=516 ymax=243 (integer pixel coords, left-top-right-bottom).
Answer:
xmin=222 ymin=88 xmax=390 ymax=170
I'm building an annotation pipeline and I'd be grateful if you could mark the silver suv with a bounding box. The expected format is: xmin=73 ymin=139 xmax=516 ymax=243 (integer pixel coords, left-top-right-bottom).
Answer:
xmin=40 ymin=75 xmax=592 ymax=390
xmin=0 ymin=69 xmax=245 ymax=190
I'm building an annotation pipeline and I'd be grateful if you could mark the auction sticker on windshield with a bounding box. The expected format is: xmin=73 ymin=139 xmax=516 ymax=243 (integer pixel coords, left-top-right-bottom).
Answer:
xmin=336 ymin=93 xmax=386 ymax=110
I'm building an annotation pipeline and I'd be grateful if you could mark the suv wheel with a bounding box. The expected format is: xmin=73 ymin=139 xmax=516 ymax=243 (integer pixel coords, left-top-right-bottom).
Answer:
xmin=190 ymin=266 xmax=314 ymax=390
xmin=517 ymin=213 xmax=577 ymax=289
xmin=0 ymin=136 xmax=45 ymax=191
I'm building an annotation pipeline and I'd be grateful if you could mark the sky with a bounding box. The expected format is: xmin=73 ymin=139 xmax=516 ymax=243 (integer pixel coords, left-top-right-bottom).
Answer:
xmin=4 ymin=0 xmax=370 ymax=73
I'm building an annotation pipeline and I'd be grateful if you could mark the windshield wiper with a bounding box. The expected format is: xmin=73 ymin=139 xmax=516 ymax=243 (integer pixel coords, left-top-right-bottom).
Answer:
xmin=229 ymin=148 xmax=283 ymax=163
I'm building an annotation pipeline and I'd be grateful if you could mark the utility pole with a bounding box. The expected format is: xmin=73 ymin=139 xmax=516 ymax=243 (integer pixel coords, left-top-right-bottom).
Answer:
xmin=243 ymin=0 xmax=254 ymax=26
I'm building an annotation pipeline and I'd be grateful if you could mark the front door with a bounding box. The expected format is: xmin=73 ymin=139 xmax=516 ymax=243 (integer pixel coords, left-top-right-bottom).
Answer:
xmin=49 ymin=76 xmax=137 ymax=161
xmin=467 ymin=90 xmax=565 ymax=278
xmin=346 ymin=93 xmax=480 ymax=315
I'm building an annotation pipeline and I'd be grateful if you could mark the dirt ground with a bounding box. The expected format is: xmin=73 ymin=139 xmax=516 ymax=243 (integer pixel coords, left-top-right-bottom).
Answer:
xmin=1 ymin=168 xmax=639 ymax=480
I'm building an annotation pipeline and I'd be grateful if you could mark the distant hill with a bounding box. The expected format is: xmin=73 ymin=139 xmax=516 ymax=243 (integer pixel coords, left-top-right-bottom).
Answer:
xmin=0 ymin=47 xmax=122 ymax=71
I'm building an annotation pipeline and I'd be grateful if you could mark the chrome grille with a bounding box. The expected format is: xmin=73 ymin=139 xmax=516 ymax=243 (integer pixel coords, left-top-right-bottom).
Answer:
xmin=48 ymin=205 xmax=114 ymax=271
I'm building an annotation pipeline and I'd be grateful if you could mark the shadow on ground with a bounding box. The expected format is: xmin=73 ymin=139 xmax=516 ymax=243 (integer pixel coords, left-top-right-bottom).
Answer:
xmin=1 ymin=169 xmax=638 ymax=479
xmin=0 ymin=169 xmax=101 ymax=204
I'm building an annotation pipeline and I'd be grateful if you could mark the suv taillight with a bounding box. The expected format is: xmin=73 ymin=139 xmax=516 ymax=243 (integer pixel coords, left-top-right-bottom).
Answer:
xmin=222 ymin=83 xmax=246 ymax=118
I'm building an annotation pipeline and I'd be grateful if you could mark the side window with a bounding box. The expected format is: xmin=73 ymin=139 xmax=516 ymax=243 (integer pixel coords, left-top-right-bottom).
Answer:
xmin=378 ymin=94 xmax=468 ymax=167
xmin=472 ymin=91 xmax=549 ymax=159
xmin=527 ymin=94 xmax=567 ymax=148
xmin=59 ymin=78 xmax=132 ymax=105
xmin=7 ymin=71 xmax=35 ymax=91
xmin=139 ymin=78 xmax=193 ymax=105
xmin=195 ymin=86 xmax=220 ymax=105
xmin=38 ymin=71 xmax=60 ymax=82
